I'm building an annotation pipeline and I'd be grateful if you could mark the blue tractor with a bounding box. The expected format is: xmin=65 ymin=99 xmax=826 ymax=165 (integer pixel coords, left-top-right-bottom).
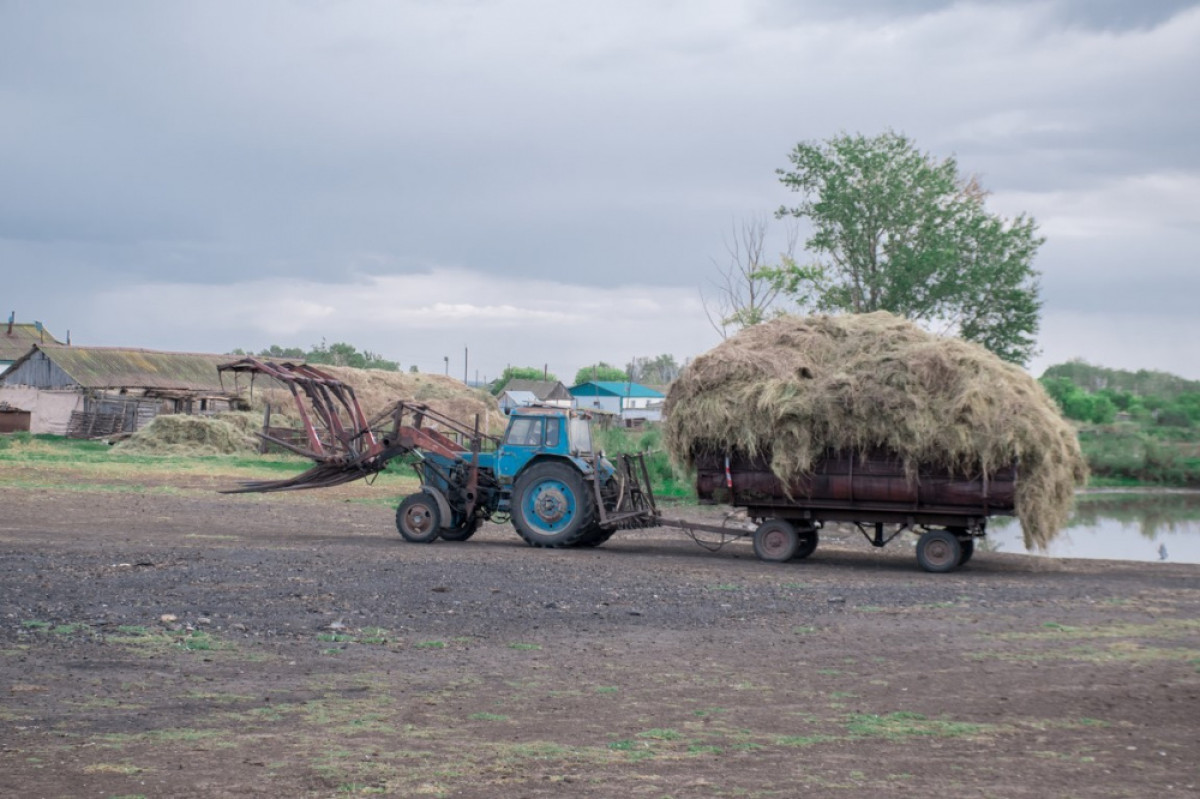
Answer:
xmin=218 ymin=359 xmax=657 ymax=548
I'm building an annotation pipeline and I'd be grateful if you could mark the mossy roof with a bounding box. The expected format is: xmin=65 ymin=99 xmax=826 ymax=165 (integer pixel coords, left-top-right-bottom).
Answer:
xmin=19 ymin=344 xmax=233 ymax=391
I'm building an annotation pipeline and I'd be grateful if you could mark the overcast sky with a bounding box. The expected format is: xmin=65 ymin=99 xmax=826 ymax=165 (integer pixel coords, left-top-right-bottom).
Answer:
xmin=3 ymin=0 xmax=1198 ymax=382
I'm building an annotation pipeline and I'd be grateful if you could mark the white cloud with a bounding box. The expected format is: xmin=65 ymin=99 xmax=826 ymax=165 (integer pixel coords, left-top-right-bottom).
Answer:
xmin=3 ymin=1 xmax=1199 ymax=380
xmin=89 ymin=269 xmax=720 ymax=379
xmin=1031 ymin=308 xmax=1200 ymax=380
xmin=996 ymin=172 xmax=1200 ymax=239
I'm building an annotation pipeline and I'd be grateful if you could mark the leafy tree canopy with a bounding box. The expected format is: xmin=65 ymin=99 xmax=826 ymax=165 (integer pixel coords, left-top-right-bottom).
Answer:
xmin=230 ymin=341 xmax=399 ymax=371
xmin=490 ymin=366 xmax=558 ymax=395
xmin=1042 ymin=359 xmax=1200 ymax=400
xmin=1040 ymin=361 xmax=1200 ymax=429
xmin=626 ymin=354 xmax=681 ymax=385
xmin=573 ymin=362 xmax=628 ymax=386
xmin=767 ymin=130 xmax=1044 ymax=365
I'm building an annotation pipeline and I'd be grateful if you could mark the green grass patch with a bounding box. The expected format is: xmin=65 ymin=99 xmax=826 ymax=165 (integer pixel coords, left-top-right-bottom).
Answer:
xmin=507 ymin=642 xmax=541 ymax=651
xmin=636 ymin=728 xmax=682 ymax=741
xmin=845 ymin=712 xmax=990 ymax=740
xmin=777 ymin=734 xmax=836 ymax=747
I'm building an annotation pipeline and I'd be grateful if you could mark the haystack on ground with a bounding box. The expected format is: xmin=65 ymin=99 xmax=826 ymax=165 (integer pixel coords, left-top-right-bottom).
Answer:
xmin=237 ymin=366 xmax=504 ymax=436
xmin=115 ymin=414 xmax=259 ymax=456
xmin=664 ymin=312 xmax=1087 ymax=550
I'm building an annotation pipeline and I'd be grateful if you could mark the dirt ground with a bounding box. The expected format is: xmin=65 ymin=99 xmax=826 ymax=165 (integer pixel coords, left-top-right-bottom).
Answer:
xmin=2 ymin=473 xmax=1199 ymax=798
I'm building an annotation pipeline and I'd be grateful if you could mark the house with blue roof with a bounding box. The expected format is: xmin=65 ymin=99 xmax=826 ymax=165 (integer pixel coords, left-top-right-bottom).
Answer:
xmin=569 ymin=381 xmax=665 ymax=425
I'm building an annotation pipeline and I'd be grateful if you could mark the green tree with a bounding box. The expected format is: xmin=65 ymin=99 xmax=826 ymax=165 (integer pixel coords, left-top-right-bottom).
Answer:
xmin=231 ymin=342 xmax=399 ymax=370
xmin=769 ymin=131 xmax=1044 ymax=364
xmin=491 ymin=366 xmax=558 ymax=395
xmin=305 ymin=341 xmax=399 ymax=370
xmin=573 ymin=362 xmax=627 ymax=386
xmin=626 ymin=354 xmax=680 ymax=385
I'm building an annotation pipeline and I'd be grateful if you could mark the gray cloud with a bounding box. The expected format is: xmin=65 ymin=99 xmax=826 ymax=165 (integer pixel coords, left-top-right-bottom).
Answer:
xmin=2 ymin=0 xmax=1198 ymax=378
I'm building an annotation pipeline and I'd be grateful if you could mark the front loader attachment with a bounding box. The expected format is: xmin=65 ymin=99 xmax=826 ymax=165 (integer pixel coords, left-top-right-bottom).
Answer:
xmin=217 ymin=358 xmax=497 ymax=494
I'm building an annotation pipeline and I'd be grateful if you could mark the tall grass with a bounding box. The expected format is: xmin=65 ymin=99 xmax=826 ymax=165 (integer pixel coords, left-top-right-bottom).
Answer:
xmin=1079 ymin=426 xmax=1200 ymax=487
xmin=597 ymin=425 xmax=693 ymax=499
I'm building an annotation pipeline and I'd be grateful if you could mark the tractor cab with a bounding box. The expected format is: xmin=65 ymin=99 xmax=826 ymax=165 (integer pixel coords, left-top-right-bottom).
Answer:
xmin=494 ymin=406 xmax=604 ymax=486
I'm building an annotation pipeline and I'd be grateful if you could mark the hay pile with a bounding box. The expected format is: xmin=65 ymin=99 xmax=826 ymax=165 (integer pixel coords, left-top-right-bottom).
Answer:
xmin=116 ymin=414 xmax=259 ymax=456
xmin=242 ymin=366 xmax=504 ymax=435
xmin=663 ymin=312 xmax=1087 ymax=549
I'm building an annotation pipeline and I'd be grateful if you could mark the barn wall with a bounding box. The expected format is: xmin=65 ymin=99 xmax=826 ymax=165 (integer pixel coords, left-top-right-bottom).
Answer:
xmin=0 ymin=387 xmax=84 ymax=435
xmin=0 ymin=350 xmax=77 ymax=389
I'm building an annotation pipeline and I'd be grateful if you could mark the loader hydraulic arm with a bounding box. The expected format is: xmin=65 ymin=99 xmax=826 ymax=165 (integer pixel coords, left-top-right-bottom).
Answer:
xmin=217 ymin=358 xmax=497 ymax=493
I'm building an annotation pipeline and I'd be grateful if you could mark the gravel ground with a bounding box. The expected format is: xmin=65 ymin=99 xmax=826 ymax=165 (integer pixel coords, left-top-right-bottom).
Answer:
xmin=2 ymin=483 xmax=1199 ymax=798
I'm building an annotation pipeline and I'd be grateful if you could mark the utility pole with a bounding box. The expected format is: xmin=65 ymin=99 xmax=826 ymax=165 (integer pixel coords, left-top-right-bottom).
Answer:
xmin=443 ymin=355 xmax=449 ymax=376
xmin=464 ymin=346 xmax=468 ymax=384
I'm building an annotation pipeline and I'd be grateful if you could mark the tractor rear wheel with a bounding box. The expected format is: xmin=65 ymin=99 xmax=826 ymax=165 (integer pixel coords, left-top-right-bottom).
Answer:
xmin=575 ymin=524 xmax=615 ymax=548
xmin=512 ymin=462 xmax=595 ymax=548
xmin=396 ymin=493 xmax=441 ymax=543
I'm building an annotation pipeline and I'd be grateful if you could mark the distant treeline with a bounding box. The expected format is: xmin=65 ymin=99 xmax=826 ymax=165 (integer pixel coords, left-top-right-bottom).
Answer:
xmin=1040 ymin=360 xmax=1200 ymax=486
xmin=230 ymin=342 xmax=401 ymax=372
xmin=1043 ymin=360 xmax=1200 ymax=401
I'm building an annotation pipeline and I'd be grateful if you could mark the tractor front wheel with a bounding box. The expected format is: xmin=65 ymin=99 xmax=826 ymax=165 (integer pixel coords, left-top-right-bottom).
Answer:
xmin=439 ymin=514 xmax=481 ymax=542
xmin=512 ymin=462 xmax=594 ymax=548
xmin=396 ymin=493 xmax=441 ymax=543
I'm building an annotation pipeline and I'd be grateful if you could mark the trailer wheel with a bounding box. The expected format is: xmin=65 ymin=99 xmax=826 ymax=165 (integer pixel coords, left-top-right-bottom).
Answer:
xmin=512 ymin=462 xmax=594 ymax=548
xmin=947 ymin=527 xmax=975 ymax=565
xmin=396 ymin=493 xmax=442 ymax=543
xmin=793 ymin=525 xmax=819 ymax=560
xmin=440 ymin=514 xmax=481 ymax=542
xmin=958 ymin=536 xmax=975 ymax=565
xmin=754 ymin=519 xmax=799 ymax=562
xmin=916 ymin=529 xmax=962 ymax=573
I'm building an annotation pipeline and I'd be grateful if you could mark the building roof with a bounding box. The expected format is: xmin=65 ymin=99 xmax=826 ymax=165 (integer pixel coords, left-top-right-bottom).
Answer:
xmin=568 ymin=381 xmax=665 ymax=399
xmin=499 ymin=379 xmax=571 ymax=401
xmin=2 ymin=344 xmax=235 ymax=392
xmin=0 ymin=323 xmax=63 ymax=362
xmin=500 ymin=390 xmax=539 ymax=406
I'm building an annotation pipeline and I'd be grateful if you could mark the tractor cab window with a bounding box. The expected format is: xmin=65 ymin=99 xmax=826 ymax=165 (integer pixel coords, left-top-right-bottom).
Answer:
xmin=505 ymin=417 xmax=544 ymax=447
xmin=545 ymin=417 xmax=561 ymax=448
xmin=568 ymin=417 xmax=592 ymax=454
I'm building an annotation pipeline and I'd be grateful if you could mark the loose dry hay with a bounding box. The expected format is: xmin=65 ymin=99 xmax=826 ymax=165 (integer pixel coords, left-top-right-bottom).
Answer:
xmin=236 ymin=365 xmax=504 ymax=436
xmin=663 ymin=312 xmax=1087 ymax=550
xmin=116 ymin=414 xmax=259 ymax=456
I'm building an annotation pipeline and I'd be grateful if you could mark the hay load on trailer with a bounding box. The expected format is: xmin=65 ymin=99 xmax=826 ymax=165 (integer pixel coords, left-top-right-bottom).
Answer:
xmin=663 ymin=312 xmax=1087 ymax=554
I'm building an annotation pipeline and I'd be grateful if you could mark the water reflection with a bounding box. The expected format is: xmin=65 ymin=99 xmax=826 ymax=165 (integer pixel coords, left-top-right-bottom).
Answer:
xmin=987 ymin=491 xmax=1200 ymax=564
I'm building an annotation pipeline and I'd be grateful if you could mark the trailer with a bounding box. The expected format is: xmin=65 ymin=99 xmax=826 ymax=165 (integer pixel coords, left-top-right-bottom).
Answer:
xmin=684 ymin=450 xmax=1016 ymax=573
xmin=217 ymin=359 xmax=1015 ymax=573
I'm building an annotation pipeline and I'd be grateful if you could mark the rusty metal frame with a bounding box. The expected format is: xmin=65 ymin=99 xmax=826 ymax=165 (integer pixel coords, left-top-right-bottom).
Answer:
xmin=217 ymin=358 xmax=498 ymax=493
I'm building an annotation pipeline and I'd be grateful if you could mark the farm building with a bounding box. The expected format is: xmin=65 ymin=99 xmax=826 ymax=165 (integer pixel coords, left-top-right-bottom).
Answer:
xmin=569 ymin=381 xmax=665 ymax=425
xmin=0 ymin=319 xmax=63 ymax=373
xmin=498 ymin=390 xmax=540 ymax=414
xmin=496 ymin=379 xmax=573 ymax=409
xmin=0 ymin=345 xmax=246 ymax=436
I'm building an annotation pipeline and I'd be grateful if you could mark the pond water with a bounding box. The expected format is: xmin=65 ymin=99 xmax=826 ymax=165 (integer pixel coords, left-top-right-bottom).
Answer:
xmin=985 ymin=491 xmax=1200 ymax=564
